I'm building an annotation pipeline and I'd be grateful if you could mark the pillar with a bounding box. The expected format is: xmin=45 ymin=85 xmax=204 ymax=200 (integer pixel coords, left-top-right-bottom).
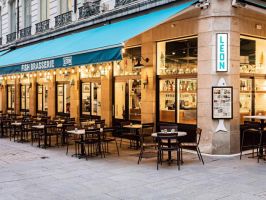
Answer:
xmin=141 ymin=40 xmax=156 ymax=124
xmin=15 ymin=79 xmax=20 ymax=115
xmin=48 ymin=75 xmax=56 ymax=119
xmin=2 ymin=80 xmax=7 ymax=114
xmin=29 ymin=77 xmax=37 ymax=116
xmin=197 ymin=0 xmax=240 ymax=154
xmin=101 ymin=67 xmax=113 ymax=127
xmin=70 ymin=71 xmax=80 ymax=122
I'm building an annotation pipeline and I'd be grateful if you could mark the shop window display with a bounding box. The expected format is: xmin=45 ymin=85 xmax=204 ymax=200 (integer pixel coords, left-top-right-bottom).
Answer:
xmin=240 ymin=37 xmax=266 ymax=123
xmin=21 ymin=85 xmax=30 ymax=111
xmin=159 ymin=79 xmax=197 ymax=124
xmin=57 ymin=83 xmax=70 ymax=114
xmin=114 ymin=79 xmax=141 ymax=121
xmin=157 ymin=38 xmax=197 ymax=75
xmin=81 ymin=82 xmax=101 ymax=116
xmin=37 ymin=85 xmax=48 ymax=112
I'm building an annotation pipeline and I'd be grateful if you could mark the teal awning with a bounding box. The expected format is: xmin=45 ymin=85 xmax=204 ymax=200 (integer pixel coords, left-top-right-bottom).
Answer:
xmin=241 ymin=0 xmax=266 ymax=9
xmin=0 ymin=0 xmax=197 ymax=75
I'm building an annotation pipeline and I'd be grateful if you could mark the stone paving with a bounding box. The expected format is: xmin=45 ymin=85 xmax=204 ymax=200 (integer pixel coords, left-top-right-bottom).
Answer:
xmin=0 ymin=138 xmax=266 ymax=200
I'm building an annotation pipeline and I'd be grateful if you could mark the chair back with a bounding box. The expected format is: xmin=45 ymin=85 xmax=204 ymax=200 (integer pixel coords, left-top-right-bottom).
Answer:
xmin=160 ymin=124 xmax=178 ymax=132
xmin=156 ymin=132 xmax=179 ymax=149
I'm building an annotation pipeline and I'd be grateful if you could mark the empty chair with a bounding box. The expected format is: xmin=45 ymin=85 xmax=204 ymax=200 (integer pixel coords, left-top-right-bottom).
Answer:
xmin=180 ymin=128 xmax=204 ymax=165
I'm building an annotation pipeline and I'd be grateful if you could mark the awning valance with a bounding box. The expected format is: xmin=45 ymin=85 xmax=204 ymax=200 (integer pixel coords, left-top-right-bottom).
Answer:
xmin=0 ymin=0 xmax=197 ymax=75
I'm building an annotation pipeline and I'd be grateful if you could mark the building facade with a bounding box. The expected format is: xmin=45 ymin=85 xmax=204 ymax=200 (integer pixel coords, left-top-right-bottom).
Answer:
xmin=0 ymin=0 xmax=265 ymax=154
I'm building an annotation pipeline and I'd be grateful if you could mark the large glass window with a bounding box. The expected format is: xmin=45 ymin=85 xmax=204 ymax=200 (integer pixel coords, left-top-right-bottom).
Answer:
xmin=21 ymin=85 xmax=30 ymax=111
xmin=57 ymin=83 xmax=70 ymax=114
xmin=37 ymin=84 xmax=48 ymax=112
xmin=114 ymin=47 xmax=141 ymax=76
xmin=7 ymin=85 xmax=15 ymax=110
xmin=114 ymin=79 xmax=141 ymax=121
xmin=159 ymin=79 xmax=197 ymax=124
xmin=240 ymin=37 xmax=266 ymax=74
xmin=9 ymin=0 xmax=16 ymax=32
xmin=81 ymin=82 xmax=101 ymax=116
xmin=24 ymin=0 xmax=31 ymax=27
xmin=240 ymin=36 xmax=266 ymax=123
xmin=157 ymin=38 xmax=197 ymax=75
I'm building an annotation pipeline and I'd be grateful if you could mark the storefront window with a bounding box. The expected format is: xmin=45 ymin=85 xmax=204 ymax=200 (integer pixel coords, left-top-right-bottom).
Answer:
xmin=157 ymin=38 xmax=197 ymax=75
xmin=240 ymin=36 xmax=266 ymax=123
xmin=159 ymin=79 xmax=197 ymax=124
xmin=57 ymin=83 xmax=70 ymax=114
xmin=37 ymin=85 xmax=48 ymax=112
xmin=240 ymin=37 xmax=266 ymax=74
xmin=91 ymin=83 xmax=101 ymax=116
xmin=114 ymin=79 xmax=141 ymax=121
xmin=7 ymin=85 xmax=15 ymax=110
xmin=114 ymin=47 xmax=141 ymax=76
xmin=21 ymin=85 xmax=30 ymax=111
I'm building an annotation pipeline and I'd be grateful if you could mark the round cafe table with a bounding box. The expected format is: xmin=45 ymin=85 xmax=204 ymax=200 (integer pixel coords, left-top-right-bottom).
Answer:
xmin=152 ymin=131 xmax=187 ymax=162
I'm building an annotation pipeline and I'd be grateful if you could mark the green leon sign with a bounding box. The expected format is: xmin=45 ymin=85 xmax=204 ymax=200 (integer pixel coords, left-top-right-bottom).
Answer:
xmin=216 ymin=33 xmax=228 ymax=72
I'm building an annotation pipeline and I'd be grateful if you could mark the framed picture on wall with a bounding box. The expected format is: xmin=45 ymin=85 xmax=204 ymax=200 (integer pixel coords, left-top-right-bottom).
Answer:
xmin=212 ymin=86 xmax=233 ymax=119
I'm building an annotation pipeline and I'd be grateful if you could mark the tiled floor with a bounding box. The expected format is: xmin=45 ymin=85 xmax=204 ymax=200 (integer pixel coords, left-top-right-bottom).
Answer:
xmin=0 ymin=138 xmax=266 ymax=200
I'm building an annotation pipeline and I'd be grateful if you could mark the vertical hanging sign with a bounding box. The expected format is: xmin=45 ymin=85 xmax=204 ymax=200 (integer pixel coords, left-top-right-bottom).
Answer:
xmin=216 ymin=33 xmax=228 ymax=72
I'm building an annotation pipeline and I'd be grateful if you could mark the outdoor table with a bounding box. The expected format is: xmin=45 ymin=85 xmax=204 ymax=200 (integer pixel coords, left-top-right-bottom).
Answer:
xmin=67 ymin=129 xmax=86 ymax=158
xmin=123 ymin=124 xmax=142 ymax=149
xmin=244 ymin=115 xmax=266 ymax=158
xmin=152 ymin=131 xmax=187 ymax=162
xmin=32 ymin=125 xmax=48 ymax=148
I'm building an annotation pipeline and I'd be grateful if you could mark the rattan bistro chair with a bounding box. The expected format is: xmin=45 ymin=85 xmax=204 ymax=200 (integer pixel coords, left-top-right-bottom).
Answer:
xmin=180 ymin=128 xmax=204 ymax=165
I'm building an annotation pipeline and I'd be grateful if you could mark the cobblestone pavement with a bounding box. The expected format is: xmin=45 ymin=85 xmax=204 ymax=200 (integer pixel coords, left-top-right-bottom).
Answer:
xmin=0 ymin=138 xmax=266 ymax=200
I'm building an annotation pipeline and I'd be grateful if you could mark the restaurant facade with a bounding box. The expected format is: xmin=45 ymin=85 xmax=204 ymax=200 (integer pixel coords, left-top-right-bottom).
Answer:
xmin=0 ymin=0 xmax=265 ymax=154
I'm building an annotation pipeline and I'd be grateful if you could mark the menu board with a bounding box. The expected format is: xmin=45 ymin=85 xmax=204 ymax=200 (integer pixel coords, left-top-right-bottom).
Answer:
xmin=212 ymin=86 xmax=233 ymax=119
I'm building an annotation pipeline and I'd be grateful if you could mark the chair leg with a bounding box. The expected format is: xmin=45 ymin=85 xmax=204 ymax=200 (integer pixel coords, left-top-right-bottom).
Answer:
xmin=115 ymin=140 xmax=120 ymax=156
xmin=240 ymin=131 xmax=246 ymax=160
xmin=157 ymin=150 xmax=159 ymax=170
xmin=138 ymin=147 xmax=144 ymax=164
xmin=197 ymin=147 xmax=204 ymax=165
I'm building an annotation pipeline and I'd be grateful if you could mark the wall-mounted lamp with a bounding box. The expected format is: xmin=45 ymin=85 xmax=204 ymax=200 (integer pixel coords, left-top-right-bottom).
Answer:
xmin=143 ymin=74 xmax=149 ymax=89
xmin=134 ymin=56 xmax=149 ymax=69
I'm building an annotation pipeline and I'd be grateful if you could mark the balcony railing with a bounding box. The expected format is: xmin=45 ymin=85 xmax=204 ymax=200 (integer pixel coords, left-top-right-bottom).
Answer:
xmin=36 ymin=19 xmax=50 ymax=34
xmin=55 ymin=11 xmax=72 ymax=28
xmin=19 ymin=26 xmax=32 ymax=38
xmin=115 ymin=0 xmax=138 ymax=7
xmin=6 ymin=32 xmax=17 ymax=43
xmin=78 ymin=1 xmax=101 ymax=19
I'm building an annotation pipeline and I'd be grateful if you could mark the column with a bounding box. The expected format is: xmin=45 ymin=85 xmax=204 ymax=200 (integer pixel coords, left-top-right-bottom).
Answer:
xmin=29 ymin=77 xmax=37 ymax=116
xmin=141 ymin=41 xmax=156 ymax=124
xmin=15 ymin=79 xmax=21 ymax=115
xmin=197 ymin=0 xmax=240 ymax=154
xmin=48 ymin=75 xmax=56 ymax=119
xmin=101 ymin=67 xmax=113 ymax=127
xmin=2 ymin=80 xmax=7 ymax=114
xmin=70 ymin=71 xmax=80 ymax=122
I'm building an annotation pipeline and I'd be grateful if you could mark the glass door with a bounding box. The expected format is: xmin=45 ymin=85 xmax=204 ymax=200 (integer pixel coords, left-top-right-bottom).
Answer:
xmin=21 ymin=85 xmax=30 ymax=112
xmin=7 ymin=85 xmax=15 ymax=110
xmin=57 ymin=83 xmax=70 ymax=115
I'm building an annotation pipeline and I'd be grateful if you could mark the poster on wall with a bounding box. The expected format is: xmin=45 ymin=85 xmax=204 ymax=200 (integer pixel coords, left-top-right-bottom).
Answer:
xmin=212 ymin=86 xmax=233 ymax=119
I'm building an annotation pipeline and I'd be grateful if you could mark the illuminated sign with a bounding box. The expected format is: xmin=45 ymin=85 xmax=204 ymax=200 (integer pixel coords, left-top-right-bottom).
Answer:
xmin=216 ymin=33 xmax=228 ymax=72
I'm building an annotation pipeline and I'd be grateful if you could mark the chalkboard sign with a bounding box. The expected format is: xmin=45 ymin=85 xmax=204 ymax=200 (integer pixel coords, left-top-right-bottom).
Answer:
xmin=212 ymin=86 xmax=233 ymax=119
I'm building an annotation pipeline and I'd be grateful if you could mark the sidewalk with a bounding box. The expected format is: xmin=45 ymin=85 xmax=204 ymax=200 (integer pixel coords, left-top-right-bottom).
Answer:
xmin=0 ymin=139 xmax=266 ymax=200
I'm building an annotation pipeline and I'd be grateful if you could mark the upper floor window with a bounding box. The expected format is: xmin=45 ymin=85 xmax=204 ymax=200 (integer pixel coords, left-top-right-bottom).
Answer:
xmin=24 ymin=0 xmax=32 ymax=27
xmin=9 ymin=0 xmax=16 ymax=33
xmin=40 ymin=0 xmax=49 ymax=21
xmin=60 ymin=0 xmax=72 ymax=14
